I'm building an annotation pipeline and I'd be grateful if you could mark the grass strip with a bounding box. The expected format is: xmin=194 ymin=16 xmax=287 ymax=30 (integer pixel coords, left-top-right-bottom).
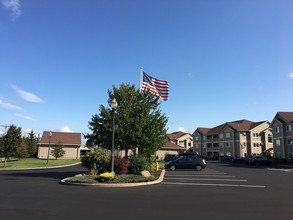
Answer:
xmin=0 ymin=158 xmax=80 ymax=169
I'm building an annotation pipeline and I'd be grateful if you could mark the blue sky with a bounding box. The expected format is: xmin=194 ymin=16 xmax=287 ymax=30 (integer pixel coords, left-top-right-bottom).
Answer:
xmin=1 ymin=0 xmax=293 ymax=137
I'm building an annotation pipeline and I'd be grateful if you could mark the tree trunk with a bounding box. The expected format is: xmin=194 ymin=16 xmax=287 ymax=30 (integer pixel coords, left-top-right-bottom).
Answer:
xmin=4 ymin=157 xmax=7 ymax=167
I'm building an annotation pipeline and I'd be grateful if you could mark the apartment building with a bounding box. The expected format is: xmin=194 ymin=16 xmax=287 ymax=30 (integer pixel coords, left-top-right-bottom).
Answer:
xmin=167 ymin=131 xmax=193 ymax=151
xmin=155 ymin=131 xmax=192 ymax=159
xmin=271 ymin=112 xmax=293 ymax=159
xmin=193 ymin=120 xmax=273 ymax=158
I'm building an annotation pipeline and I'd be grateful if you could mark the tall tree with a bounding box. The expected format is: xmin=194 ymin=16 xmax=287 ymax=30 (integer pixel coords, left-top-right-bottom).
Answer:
xmin=0 ymin=125 xmax=22 ymax=167
xmin=85 ymin=83 xmax=168 ymax=160
xmin=26 ymin=130 xmax=39 ymax=157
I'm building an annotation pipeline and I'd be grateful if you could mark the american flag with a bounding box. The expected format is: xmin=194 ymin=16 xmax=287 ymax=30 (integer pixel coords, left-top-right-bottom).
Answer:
xmin=141 ymin=72 xmax=169 ymax=101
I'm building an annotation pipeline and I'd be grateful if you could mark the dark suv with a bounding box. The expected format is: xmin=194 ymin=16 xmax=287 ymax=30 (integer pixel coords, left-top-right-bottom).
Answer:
xmin=250 ymin=156 xmax=276 ymax=166
xmin=219 ymin=156 xmax=233 ymax=163
xmin=165 ymin=155 xmax=206 ymax=171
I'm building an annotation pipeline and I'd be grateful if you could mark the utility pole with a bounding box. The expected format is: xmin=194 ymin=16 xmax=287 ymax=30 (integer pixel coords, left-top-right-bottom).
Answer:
xmin=0 ymin=124 xmax=10 ymax=136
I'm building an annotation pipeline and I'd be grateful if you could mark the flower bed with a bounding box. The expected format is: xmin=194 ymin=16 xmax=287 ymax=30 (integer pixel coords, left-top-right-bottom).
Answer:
xmin=64 ymin=171 xmax=161 ymax=184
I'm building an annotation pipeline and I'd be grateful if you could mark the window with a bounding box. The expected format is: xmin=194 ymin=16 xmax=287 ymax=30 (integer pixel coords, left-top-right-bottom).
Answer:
xmin=286 ymin=125 xmax=292 ymax=132
xmin=195 ymin=136 xmax=199 ymax=141
xmin=275 ymin=126 xmax=280 ymax=133
xmin=276 ymin=139 xmax=281 ymax=146
xmin=203 ymin=136 xmax=206 ymax=140
xmin=253 ymin=143 xmax=259 ymax=147
xmin=268 ymin=135 xmax=272 ymax=143
xmin=226 ymin=142 xmax=230 ymax=147
xmin=253 ymin=133 xmax=259 ymax=137
xmin=226 ymin=132 xmax=230 ymax=138
xmin=220 ymin=134 xmax=223 ymax=139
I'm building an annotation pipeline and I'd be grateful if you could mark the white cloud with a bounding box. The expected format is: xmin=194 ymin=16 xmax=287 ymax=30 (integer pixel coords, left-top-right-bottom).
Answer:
xmin=289 ymin=73 xmax=293 ymax=78
xmin=178 ymin=127 xmax=186 ymax=132
xmin=14 ymin=113 xmax=34 ymax=120
xmin=12 ymin=85 xmax=44 ymax=103
xmin=2 ymin=0 xmax=22 ymax=19
xmin=0 ymin=98 xmax=22 ymax=110
xmin=61 ymin=125 xmax=72 ymax=132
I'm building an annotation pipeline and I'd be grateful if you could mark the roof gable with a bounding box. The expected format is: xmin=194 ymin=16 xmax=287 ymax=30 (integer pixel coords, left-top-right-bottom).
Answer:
xmin=195 ymin=127 xmax=210 ymax=135
xmin=274 ymin=112 xmax=293 ymax=123
xmin=39 ymin=131 xmax=82 ymax=145
xmin=207 ymin=123 xmax=225 ymax=135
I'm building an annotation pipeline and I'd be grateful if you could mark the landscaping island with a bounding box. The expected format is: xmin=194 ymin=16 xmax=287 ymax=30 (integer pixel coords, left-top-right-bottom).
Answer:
xmin=60 ymin=169 xmax=165 ymax=187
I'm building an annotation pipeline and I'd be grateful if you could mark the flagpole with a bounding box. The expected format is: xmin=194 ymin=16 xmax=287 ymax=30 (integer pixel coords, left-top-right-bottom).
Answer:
xmin=140 ymin=67 xmax=143 ymax=92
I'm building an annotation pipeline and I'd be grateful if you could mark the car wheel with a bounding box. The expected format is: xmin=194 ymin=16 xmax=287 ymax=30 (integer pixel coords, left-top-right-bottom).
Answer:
xmin=170 ymin=165 xmax=176 ymax=171
xmin=195 ymin=165 xmax=202 ymax=171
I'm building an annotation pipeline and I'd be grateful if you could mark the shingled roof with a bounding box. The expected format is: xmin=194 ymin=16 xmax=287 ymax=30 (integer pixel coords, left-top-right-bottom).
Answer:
xmin=196 ymin=127 xmax=211 ymax=135
xmin=274 ymin=112 xmax=293 ymax=123
xmin=162 ymin=140 xmax=186 ymax=150
xmin=39 ymin=131 xmax=81 ymax=146
xmin=167 ymin=131 xmax=190 ymax=139
xmin=227 ymin=119 xmax=267 ymax=132
xmin=195 ymin=119 xmax=269 ymax=136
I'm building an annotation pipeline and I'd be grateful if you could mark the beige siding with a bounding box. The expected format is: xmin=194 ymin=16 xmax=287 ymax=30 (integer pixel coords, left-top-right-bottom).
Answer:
xmin=38 ymin=145 xmax=80 ymax=159
xmin=156 ymin=150 xmax=178 ymax=160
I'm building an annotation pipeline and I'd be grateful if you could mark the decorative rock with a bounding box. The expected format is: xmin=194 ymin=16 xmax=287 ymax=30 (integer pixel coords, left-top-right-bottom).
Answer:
xmin=141 ymin=170 xmax=151 ymax=177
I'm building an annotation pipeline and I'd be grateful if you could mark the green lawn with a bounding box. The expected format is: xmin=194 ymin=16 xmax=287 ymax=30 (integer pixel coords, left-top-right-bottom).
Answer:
xmin=0 ymin=158 xmax=80 ymax=169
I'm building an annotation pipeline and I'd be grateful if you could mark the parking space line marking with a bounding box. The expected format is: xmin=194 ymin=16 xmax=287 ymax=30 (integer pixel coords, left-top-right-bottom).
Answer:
xmin=164 ymin=177 xmax=247 ymax=182
xmin=162 ymin=182 xmax=266 ymax=188
xmin=268 ymin=168 xmax=293 ymax=172
xmin=165 ymin=172 xmax=228 ymax=175
xmin=165 ymin=174 xmax=235 ymax=178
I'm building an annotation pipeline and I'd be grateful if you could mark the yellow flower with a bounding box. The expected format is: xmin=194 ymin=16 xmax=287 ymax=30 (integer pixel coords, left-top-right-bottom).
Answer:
xmin=99 ymin=172 xmax=114 ymax=180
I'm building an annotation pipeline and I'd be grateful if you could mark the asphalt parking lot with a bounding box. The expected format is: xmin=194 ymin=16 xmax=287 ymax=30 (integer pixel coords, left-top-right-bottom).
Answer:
xmin=0 ymin=161 xmax=293 ymax=220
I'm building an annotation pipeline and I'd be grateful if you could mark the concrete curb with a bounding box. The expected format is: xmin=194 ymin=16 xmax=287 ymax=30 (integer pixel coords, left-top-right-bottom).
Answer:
xmin=60 ymin=169 xmax=166 ymax=187
xmin=0 ymin=162 xmax=82 ymax=171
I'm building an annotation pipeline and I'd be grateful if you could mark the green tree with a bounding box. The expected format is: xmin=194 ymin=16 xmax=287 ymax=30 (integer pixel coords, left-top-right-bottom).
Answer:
xmin=81 ymin=149 xmax=110 ymax=174
xmin=15 ymin=138 xmax=29 ymax=159
xmin=0 ymin=125 xmax=22 ymax=167
xmin=51 ymin=141 xmax=65 ymax=159
xmin=85 ymin=83 xmax=168 ymax=162
xmin=26 ymin=130 xmax=39 ymax=157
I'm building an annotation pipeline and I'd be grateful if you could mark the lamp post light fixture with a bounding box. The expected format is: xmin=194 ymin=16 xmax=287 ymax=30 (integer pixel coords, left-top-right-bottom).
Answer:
xmin=110 ymin=98 xmax=118 ymax=173
xmin=46 ymin=132 xmax=52 ymax=165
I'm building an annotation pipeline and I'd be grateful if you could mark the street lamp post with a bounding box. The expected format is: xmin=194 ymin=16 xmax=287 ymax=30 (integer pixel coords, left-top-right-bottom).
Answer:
xmin=46 ymin=132 xmax=52 ymax=165
xmin=289 ymin=138 xmax=293 ymax=166
xmin=110 ymin=98 xmax=118 ymax=173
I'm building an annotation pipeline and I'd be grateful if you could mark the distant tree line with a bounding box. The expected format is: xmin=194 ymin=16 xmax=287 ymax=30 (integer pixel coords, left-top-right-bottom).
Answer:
xmin=0 ymin=125 xmax=39 ymax=167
